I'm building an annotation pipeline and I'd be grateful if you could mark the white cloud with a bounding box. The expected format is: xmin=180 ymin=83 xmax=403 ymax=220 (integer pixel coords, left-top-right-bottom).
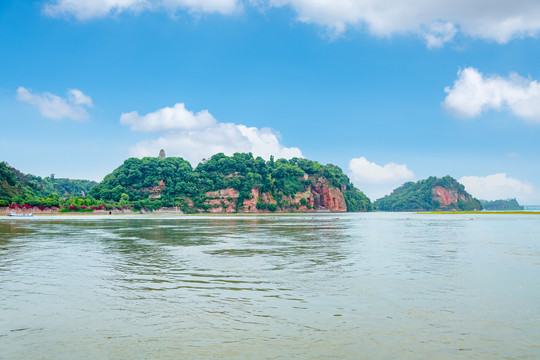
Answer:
xmin=443 ymin=67 xmax=540 ymax=122
xmin=421 ymin=21 xmax=457 ymax=49
xmin=459 ymin=173 xmax=536 ymax=203
xmin=16 ymin=87 xmax=93 ymax=121
xmin=121 ymin=103 xmax=302 ymax=164
xmin=267 ymin=0 xmax=540 ymax=45
xmin=43 ymin=0 xmax=240 ymax=19
xmin=68 ymin=89 xmax=93 ymax=106
xmin=348 ymin=157 xmax=414 ymax=185
xmin=120 ymin=103 xmax=217 ymax=131
xmin=43 ymin=0 xmax=540 ymax=46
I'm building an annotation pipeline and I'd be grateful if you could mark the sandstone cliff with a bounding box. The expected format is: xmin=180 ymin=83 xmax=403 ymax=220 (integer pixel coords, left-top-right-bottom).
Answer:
xmin=203 ymin=176 xmax=347 ymax=213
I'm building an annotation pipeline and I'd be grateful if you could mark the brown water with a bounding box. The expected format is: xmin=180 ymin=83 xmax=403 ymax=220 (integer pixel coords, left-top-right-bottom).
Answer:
xmin=1 ymin=213 xmax=539 ymax=359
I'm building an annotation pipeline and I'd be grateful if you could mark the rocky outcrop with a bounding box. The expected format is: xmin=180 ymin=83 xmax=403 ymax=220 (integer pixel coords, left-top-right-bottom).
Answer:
xmin=205 ymin=188 xmax=239 ymax=213
xmin=311 ymin=179 xmax=347 ymax=211
xmin=143 ymin=179 xmax=165 ymax=199
xmin=203 ymin=176 xmax=347 ymax=213
xmin=431 ymin=186 xmax=467 ymax=207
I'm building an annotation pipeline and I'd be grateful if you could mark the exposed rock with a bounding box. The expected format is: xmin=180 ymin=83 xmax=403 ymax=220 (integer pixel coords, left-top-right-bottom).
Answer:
xmin=159 ymin=149 xmax=166 ymax=159
xmin=201 ymin=178 xmax=348 ymax=213
xmin=432 ymin=186 xmax=466 ymax=207
xmin=143 ymin=179 xmax=165 ymax=199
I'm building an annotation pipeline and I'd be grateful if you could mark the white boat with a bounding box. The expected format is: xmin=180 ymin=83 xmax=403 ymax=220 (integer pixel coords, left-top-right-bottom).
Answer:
xmin=8 ymin=212 xmax=34 ymax=217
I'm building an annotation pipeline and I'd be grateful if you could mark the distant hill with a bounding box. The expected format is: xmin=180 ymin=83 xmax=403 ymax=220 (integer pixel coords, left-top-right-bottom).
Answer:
xmin=0 ymin=161 xmax=98 ymax=205
xmin=0 ymin=162 xmax=24 ymax=204
xmin=374 ymin=175 xmax=482 ymax=211
xmin=89 ymin=152 xmax=373 ymax=213
xmin=480 ymin=198 xmax=524 ymax=211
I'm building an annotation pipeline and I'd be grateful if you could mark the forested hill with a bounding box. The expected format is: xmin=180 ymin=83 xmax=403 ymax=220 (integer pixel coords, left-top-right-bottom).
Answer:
xmin=0 ymin=162 xmax=23 ymax=204
xmin=374 ymin=175 xmax=482 ymax=211
xmin=0 ymin=161 xmax=98 ymax=206
xmin=480 ymin=198 xmax=524 ymax=210
xmin=89 ymin=153 xmax=373 ymax=213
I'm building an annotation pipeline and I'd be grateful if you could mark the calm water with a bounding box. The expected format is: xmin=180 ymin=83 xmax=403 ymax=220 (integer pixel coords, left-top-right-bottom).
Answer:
xmin=1 ymin=213 xmax=539 ymax=359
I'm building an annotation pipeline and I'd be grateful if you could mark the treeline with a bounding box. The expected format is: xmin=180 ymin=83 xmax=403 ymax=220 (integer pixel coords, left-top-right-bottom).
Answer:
xmin=480 ymin=198 xmax=523 ymax=211
xmin=0 ymin=161 xmax=98 ymax=208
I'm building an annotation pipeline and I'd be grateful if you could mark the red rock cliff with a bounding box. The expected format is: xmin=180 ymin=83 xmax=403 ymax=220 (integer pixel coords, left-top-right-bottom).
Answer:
xmin=431 ymin=186 xmax=467 ymax=207
xmin=203 ymin=176 xmax=347 ymax=213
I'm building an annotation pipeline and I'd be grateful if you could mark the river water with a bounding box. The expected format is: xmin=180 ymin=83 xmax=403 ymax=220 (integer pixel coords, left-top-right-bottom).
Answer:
xmin=1 ymin=213 xmax=539 ymax=359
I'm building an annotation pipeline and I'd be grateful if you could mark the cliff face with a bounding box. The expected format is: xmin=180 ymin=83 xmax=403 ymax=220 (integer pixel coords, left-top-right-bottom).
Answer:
xmin=203 ymin=177 xmax=347 ymax=213
xmin=431 ymin=186 xmax=467 ymax=207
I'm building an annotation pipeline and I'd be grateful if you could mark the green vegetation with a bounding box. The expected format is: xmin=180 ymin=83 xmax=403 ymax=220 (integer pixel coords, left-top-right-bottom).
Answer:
xmin=89 ymin=153 xmax=372 ymax=212
xmin=2 ymin=154 xmax=372 ymax=213
xmin=419 ymin=211 xmax=539 ymax=215
xmin=1 ymin=161 xmax=100 ymax=211
xmin=480 ymin=198 xmax=523 ymax=211
xmin=0 ymin=162 xmax=23 ymax=203
xmin=374 ymin=175 xmax=482 ymax=211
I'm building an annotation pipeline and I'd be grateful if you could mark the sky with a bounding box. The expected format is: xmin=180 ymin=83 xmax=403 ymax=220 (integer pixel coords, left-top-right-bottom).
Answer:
xmin=1 ymin=0 xmax=540 ymax=204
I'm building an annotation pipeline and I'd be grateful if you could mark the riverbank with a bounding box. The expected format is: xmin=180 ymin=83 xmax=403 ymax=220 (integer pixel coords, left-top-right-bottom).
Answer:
xmin=0 ymin=206 xmax=342 ymax=216
xmin=0 ymin=206 xmax=187 ymax=216
xmin=418 ymin=211 xmax=540 ymax=215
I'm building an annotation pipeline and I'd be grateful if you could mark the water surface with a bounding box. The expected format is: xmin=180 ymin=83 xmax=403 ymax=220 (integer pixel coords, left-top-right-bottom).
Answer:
xmin=1 ymin=213 xmax=539 ymax=359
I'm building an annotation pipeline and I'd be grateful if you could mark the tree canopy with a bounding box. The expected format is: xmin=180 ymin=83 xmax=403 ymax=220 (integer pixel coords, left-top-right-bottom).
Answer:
xmin=374 ymin=175 xmax=482 ymax=211
xmin=89 ymin=153 xmax=372 ymax=212
xmin=480 ymin=198 xmax=523 ymax=210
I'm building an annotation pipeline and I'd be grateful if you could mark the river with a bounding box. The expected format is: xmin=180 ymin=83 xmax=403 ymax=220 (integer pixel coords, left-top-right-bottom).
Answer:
xmin=1 ymin=213 xmax=539 ymax=359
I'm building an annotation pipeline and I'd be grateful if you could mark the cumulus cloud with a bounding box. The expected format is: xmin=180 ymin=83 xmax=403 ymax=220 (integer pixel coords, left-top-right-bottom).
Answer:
xmin=459 ymin=173 xmax=535 ymax=203
xmin=42 ymin=0 xmax=540 ymax=46
xmin=421 ymin=21 xmax=458 ymax=48
xmin=16 ymin=87 xmax=93 ymax=121
xmin=43 ymin=0 xmax=240 ymax=19
xmin=348 ymin=157 xmax=414 ymax=185
xmin=443 ymin=67 xmax=540 ymax=122
xmin=268 ymin=0 xmax=540 ymax=45
xmin=120 ymin=103 xmax=217 ymax=131
xmin=121 ymin=103 xmax=302 ymax=164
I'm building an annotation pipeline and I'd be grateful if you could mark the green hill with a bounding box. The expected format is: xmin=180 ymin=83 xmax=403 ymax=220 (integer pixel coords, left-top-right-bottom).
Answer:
xmin=0 ymin=162 xmax=24 ymax=205
xmin=374 ymin=175 xmax=482 ymax=211
xmin=89 ymin=152 xmax=372 ymax=213
xmin=0 ymin=161 xmax=98 ymax=206
xmin=480 ymin=198 xmax=523 ymax=211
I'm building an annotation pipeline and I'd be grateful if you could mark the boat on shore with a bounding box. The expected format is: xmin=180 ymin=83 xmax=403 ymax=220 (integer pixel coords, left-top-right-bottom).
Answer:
xmin=8 ymin=212 xmax=34 ymax=217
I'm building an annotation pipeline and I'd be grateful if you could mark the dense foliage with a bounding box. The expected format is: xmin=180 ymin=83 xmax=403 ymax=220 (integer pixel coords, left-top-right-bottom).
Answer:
xmin=0 ymin=161 xmax=98 ymax=208
xmin=89 ymin=153 xmax=372 ymax=212
xmin=480 ymin=198 xmax=523 ymax=210
xmin=0 ymin=162 xmax=23 ymax=205
xmin=374 ymin=175 xmax=482 ymax=211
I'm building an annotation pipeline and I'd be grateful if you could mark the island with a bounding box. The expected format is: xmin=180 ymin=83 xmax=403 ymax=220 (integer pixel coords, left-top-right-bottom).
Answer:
xmin=480 ymin=198 xmax=524 ymax=211
xmin=374 ymin=175 xmax=483 ymax=211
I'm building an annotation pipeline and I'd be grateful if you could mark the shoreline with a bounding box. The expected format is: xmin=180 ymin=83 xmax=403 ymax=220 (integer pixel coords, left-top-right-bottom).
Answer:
xmin=0 ymin=206 xmax=350 ymax=217
xmin=417 ymin=211 xmax=540 ymax=215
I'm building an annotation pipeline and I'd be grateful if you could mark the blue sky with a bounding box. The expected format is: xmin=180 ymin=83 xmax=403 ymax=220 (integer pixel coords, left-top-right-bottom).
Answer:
xmin=1 ymin=0 xmax=540 ymax=203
